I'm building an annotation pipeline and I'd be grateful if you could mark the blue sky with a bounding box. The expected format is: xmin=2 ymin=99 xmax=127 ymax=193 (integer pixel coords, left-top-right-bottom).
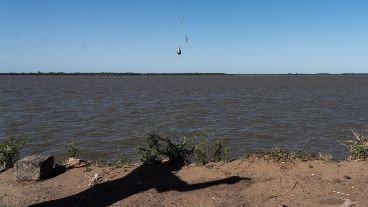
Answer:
xmin=1 ymin=0 xmax=368 ymax=73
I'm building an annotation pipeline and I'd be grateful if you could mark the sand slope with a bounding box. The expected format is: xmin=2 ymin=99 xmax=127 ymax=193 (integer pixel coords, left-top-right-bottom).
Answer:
xmin=0 ymin=158 xmax=367 ymax=207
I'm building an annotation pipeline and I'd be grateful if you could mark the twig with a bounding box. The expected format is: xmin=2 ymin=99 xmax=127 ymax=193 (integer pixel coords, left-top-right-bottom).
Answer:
xmin=269 ymin=180 xmax=299 ymax=199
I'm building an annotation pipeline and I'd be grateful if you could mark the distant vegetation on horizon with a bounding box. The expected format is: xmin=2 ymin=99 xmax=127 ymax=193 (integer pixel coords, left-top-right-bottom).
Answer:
xmin=1 ymin=72 xmax=368 ymax=76
xmin=0 ymin=72 xmax=226 ymax=76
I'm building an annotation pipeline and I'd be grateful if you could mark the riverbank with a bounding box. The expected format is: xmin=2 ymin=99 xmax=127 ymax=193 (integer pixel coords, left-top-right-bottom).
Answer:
xmin=1 ymin=157 xmax=366 ymax=207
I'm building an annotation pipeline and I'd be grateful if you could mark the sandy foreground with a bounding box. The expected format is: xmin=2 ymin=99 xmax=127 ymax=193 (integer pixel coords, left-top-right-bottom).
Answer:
xmin=0 ymin=158 xmax=367 ymax=207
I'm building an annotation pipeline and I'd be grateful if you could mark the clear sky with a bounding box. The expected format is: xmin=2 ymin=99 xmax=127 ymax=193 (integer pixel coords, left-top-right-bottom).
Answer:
xmin=1 ymin=0 xmax=368 ymax=73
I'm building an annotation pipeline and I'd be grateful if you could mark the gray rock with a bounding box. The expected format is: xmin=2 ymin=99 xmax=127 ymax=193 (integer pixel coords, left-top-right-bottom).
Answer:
xmin=0 ymin=162 xmax=6 ymax=172
xmin=15 ymin=155 xmax=54 ymax=181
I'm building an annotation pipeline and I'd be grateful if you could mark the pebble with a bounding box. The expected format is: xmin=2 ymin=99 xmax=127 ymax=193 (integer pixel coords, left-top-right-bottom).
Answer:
xmin=333 ymin=178 xmax=341 ymax=183
xmin=343 ymin=175 xmax=352 ymax=179
xmin=332 ymin=190 xmax=350 ymax=196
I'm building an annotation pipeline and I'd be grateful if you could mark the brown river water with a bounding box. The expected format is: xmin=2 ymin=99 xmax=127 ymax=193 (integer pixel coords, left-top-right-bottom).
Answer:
xmin=1 ymin=75 xmax=368 ymax=161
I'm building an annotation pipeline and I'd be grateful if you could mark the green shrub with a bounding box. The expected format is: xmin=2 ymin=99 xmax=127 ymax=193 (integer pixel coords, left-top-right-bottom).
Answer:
xmin=136 ymin=132 xmax=231 ymax=166
xmin=192 ymin=134 xmax=230 ymax=165
xmin=64 ymin=138 xmax=78 ymax=158
xmin=137 ymin=132 xmax=193 ymax=165
xmin=193 ymin=137 xmax=210 ymax=165
xmin=136 ymin=133 xmax=166 ymax=164
xmin=342 ymin=130 xmax=368 ymax=160
xmin=84 ymin=162 xmax=93 ymax=172
xmin=211 ymin=138 xmax=230 ymax=162
xmin=0 ymin=134 xmax=29 ymax=169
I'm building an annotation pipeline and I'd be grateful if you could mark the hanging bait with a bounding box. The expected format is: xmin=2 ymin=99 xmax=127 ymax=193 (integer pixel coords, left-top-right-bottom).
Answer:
xmin=177 ymin=47 xmax=182 ymax=55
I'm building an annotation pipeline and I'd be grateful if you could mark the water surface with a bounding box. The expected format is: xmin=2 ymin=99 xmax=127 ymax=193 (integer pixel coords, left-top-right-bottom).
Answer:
xmin=1 ymin=75 xmax=367 ymax=160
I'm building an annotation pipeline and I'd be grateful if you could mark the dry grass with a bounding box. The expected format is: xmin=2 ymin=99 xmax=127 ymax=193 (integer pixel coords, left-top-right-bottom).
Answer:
xmin=318 ymin=152 xmax=333 ymax=163
xmin=245 ymin=146 xmax=317 ymax=162
xmin=341 ymin=130 xmax=368 ymax=160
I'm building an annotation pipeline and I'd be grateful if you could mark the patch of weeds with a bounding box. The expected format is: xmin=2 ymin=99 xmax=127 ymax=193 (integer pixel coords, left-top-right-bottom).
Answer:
xmin=291 ymin=149 xmax=317 ymax=161
xmin=192 ymin=133 xmax=230 ymax=165
xmin=193 ymin=136 xmax=210 ymax=165
xmin=318 ymin=152 xmax=333 ymax=163
xmin=137 ymin=132 xmax=194 ymax=165
xmin=64 ymin=138 xmax=78 ymax=158
xmin=95 ymin=159 xmax=108 ymax=168
xmin=111 ymin=153 xmax=129 ymax=168
xmin=0 ymin=134 xmax=29 ymax=169
xmin=211 ymin=138 xmax=230 ymax=162
xmin=84 ymin=162 xmax=93 ymax=172
xmin=341 ymin=130 xmax=368 ymax=160
xmin=246 ymin=146 xmax=316 ymax=162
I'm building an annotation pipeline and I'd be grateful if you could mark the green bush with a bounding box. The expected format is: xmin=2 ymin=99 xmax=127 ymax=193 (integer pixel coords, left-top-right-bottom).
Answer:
xmin=0 ymin=134 xmax=29 ymax=169
xmin=64 ymin=138 xmax=78 ymax=158
xmin=211 ymin=138 xmax=230 ymax=162
xmin=192 ymin=132 xmax=230 ymax=165
xmin=343 ymin=130 xmax=368 ymax=160
xmin=136 ymin=132 xmax=231 ymax=166
xmin=84 ymin=162 xmax=93 ymax=172
xmin=137 ymin=132 xmax=194 ymax=165
xmin=193 ymin=137 xmax=210 ymax=165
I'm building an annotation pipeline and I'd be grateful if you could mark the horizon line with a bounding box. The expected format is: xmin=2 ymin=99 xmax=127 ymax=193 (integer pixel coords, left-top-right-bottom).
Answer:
xmin=1 ymin=72 xmax=368 ymax=76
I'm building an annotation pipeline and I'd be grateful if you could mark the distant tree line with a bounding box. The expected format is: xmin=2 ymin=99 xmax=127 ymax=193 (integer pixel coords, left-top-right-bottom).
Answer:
xmin=1 ymin=72 xmax=368 ymax=76
xmin=0 ymin=72 xmax=227 ymax=76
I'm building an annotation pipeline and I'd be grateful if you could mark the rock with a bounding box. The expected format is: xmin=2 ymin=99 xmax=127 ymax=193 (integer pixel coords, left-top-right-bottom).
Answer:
xmin=342 ymin=198 xmax=355 ymax=207
xmin=343 ymin=175 xmax=352 ymax=179
xmin=64 ymin=157 xmax=86 ymax=169
xmin=15 ymin=155 xmax=54 ymax=181
xmin=0 ymin=162 xmax=6 ymax=172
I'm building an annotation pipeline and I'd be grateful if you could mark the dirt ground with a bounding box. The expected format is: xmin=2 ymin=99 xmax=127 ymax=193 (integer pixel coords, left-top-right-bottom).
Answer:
xmin=0 ymin=157 xmax=367 ymax=207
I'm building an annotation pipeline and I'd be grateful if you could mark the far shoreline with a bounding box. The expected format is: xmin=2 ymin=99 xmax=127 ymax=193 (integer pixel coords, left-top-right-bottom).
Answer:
xmin=1 ymin=72 xmax=368 ymax=76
